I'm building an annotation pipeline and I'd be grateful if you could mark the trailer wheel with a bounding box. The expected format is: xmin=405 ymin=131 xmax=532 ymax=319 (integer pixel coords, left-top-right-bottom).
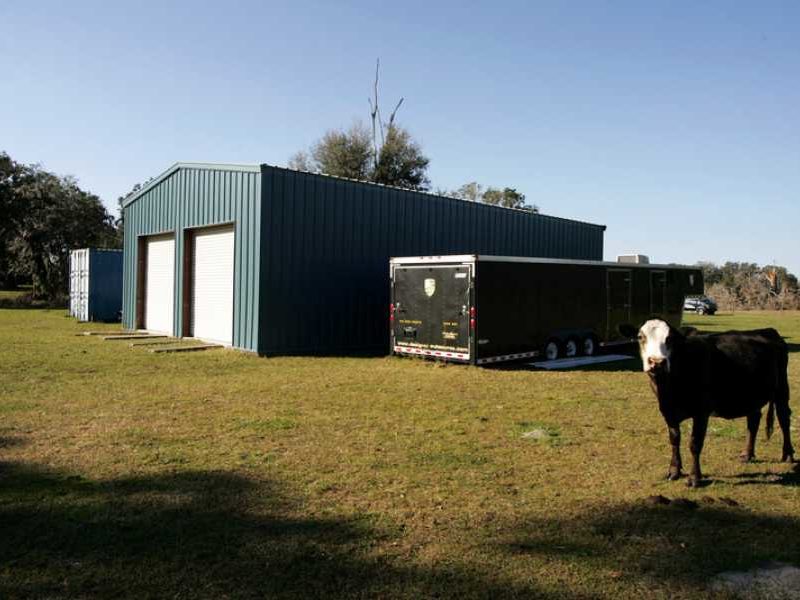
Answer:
xmin=696 ymin=307 xmax=706 ymax=315
xmin=544 ymin=339 xmax=562 ymax=361
xmin=581 ymin=335 xmax=598 ymax=357
xmin=564 ymin=337 xmax=579 ymax=358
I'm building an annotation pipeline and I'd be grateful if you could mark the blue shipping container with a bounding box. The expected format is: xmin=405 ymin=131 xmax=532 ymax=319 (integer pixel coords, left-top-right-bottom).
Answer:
xmin=69 ymin=249 xmax=124 ymax=322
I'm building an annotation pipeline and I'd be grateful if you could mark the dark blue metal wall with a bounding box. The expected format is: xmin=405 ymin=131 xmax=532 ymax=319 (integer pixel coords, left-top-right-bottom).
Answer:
xmin=88 ymin=249 xmax=123 ymax=321
xmin=258 ymin=165 xmax=605 ymax=355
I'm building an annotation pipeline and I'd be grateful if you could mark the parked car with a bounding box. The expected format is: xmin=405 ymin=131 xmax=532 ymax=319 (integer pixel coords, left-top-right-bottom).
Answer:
xmin=684 ymin=295 xmax=717 ymax=315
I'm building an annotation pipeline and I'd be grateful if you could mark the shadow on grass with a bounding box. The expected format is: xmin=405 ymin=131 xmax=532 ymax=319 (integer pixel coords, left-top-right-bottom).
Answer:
xmin=0 ymin=295 xmax=66 ymax=310
xmin=497 ymin=499 xmax=800 ymax=594
xmin=731 ymin=463 xmax=800 ymax=487
xmin=0 ymin=436 xmax=27 ymax=449
xmin=0 ymin=460 xmax=581 ymax=599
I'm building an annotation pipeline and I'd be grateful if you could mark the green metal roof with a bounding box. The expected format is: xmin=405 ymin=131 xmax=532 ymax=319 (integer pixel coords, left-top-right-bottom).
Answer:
xmin=122 ymin=162 xmax=260 ymax=208
xmin=124 ymin=161 xmax=607 ymax=232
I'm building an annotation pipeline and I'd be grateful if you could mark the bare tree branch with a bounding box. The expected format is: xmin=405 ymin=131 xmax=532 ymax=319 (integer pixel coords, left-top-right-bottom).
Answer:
xmin=369 ymin=59 xmax=383 ymax=167
xmin=375 ymin=59 xmax=386 ymax=147
xmin=367 ymin=59 xmax=409 ymax=168
xmin=388 ymin=97 xmax=404 ymax=127
xmin=368 ymin=96 xmax=377 ymax=161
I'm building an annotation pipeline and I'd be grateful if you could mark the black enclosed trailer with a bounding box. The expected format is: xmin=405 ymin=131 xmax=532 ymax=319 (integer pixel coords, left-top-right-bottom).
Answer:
xmin=390 ymin=255 xmax=703 ymax=365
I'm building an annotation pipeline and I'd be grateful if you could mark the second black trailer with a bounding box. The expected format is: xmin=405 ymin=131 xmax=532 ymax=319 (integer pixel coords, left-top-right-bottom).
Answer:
xmin=390 ymin=255 xmax=703 ymax=365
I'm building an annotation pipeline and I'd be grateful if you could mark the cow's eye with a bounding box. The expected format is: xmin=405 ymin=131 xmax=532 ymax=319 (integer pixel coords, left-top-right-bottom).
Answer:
xmin=637 ymin=334 xmax=645 ymax=342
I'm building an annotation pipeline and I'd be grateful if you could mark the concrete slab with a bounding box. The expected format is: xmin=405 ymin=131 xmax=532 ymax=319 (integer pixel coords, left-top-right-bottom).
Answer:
xmin=128 ymin=339 xmax=179 ymax=347
xmin=103 ymin=334 xmax=168 ymax=341
xmin=78 ymin=331 xmax=135 ymax=336
xmin=149 ymin=344 xmax=222 ymax=353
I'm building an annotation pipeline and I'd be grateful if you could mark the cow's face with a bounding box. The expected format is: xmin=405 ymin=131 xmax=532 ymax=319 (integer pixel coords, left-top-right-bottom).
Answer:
xmin=638 ymin=319 xmax=675 ymax=375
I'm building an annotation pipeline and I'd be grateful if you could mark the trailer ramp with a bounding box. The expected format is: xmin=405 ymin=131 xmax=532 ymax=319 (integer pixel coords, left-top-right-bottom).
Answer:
xmin=529 ymin=354 xmax=634 ymax=370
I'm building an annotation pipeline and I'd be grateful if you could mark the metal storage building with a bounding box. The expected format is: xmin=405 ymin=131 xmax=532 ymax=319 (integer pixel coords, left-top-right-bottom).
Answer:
xmin=121 ymin=163 xmax=606 ymax=355
xmin=69 ymin=248 xmax=123 ymax=322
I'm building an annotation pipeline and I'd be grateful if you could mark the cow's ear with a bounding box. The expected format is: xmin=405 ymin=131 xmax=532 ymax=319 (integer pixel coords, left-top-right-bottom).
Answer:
xmin=668 ymin=324 xmax=686 ymax=344
xmin=680 ymin=326 xmax=699 ymax=337
xmin=619 ymin=324 xmax=638 ymax=338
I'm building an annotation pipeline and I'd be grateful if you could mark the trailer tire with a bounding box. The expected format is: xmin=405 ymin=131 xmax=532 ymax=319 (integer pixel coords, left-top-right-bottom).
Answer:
xmin=544 ymin=339 xmax=562 ymax=361
xmin=696 ymin=307 xmax=706 ymax=315
xmin=565 ymin=337 xmax=579 ymax=358
xmin=581 ymin=334 xmax=598 ymax=357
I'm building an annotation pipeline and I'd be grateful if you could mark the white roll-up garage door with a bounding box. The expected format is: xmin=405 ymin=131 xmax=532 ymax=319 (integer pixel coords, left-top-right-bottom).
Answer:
xmin=145 ymin=235 xmax=175 ymax=334
xmin=191 ymin=225 xmax=234 ymax=346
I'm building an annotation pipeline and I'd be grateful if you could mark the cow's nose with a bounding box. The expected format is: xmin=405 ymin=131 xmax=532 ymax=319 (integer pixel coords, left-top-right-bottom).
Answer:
xmin=648 ymin=357 xmax=665 ymax=369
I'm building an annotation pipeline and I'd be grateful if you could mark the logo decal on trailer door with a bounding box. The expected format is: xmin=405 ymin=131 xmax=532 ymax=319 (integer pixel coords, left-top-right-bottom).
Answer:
xmin=424 ymin=278 xmax=436 ymax=297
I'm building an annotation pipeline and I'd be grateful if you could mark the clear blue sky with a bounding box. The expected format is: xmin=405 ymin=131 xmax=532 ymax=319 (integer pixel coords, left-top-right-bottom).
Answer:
xmin=2 ymin=1 xmax=798 ymax=273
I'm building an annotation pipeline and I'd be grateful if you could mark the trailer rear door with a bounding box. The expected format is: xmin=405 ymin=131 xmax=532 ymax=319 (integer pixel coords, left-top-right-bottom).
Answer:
xmin=650 ymin=270 xmax=666 ymax=315
xmin=392 ymin=264 xmax=471 ymax=360
xmin=607 ymin=268 xmax=632 ymax=340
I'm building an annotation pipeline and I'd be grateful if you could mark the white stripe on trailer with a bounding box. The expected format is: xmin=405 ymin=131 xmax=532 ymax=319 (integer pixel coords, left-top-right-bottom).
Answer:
xmin=390 ymin=254 xmax=476 ymax=265
xmin=600 ymin=339 xmax=635 ymax=347
xmin=476 ymin=350 xmax=540 ymax=365
xmin=393 ymin=346 xmax=470 ymax=360
xmin=390 ymin=254 xmax=696 ymax=271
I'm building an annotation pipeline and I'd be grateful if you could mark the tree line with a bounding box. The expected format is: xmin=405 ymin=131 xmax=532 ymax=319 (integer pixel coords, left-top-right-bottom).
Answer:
xmin=699 ymin=261 xmax=800 ymax=311
xmin=4 ymin=145 xmax=798 ymax=313
xmin=0 ymin=152 xmax=121 ymax=300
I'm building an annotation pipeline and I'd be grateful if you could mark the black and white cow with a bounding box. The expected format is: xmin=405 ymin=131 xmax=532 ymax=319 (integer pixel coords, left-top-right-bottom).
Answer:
xmin=632 ymin=319 xmax=794 ymax=487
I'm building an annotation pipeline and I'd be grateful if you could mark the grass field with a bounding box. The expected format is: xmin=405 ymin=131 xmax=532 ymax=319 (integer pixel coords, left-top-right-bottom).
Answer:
xmin=0 ymin=290 xmax=25 ymax=301
xmin=1 ymin=309 xmax=798 ymax=599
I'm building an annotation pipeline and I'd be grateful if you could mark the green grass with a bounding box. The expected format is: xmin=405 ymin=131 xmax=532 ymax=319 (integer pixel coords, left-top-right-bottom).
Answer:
xmin=0 ymin=309 xmax=798 ymax=598
xmin=0 ymin=287 xmax=64 ymax=309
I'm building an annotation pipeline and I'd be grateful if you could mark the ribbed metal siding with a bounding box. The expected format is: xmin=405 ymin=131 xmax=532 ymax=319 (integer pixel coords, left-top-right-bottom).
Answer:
xmin=122 ymin=166 xmax=261 ymax=351
xmin=88 ymin=249 xmax=123 ymax=322
xmin=258 ymin=165 xmax=605 ymax=355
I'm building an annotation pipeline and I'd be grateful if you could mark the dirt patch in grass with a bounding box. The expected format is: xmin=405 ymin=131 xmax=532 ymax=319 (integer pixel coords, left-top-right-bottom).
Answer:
xmin=515 ymin=420 xmax=564 ymax=445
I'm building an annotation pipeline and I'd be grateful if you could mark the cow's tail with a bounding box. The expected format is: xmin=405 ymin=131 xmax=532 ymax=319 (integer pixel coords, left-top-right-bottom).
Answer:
xmin=766 ymin=400 xmax=775 ymax=441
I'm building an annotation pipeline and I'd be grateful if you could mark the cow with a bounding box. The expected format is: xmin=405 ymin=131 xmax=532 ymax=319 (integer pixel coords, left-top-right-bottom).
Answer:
xmin=629 ymin=319 xmax=794 ymax=487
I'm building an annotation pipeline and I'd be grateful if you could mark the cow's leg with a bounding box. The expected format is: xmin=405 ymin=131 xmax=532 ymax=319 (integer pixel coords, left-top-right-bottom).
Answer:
xmin=740 ymin=411 xmax=761 ymax=462
xmin=776 ymin=403 xmax=795 ymax=463
xmin=688 ymin=414 xmax=709 ymax=487
xmin=667 ymin=424 xmax=682 ymax=480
